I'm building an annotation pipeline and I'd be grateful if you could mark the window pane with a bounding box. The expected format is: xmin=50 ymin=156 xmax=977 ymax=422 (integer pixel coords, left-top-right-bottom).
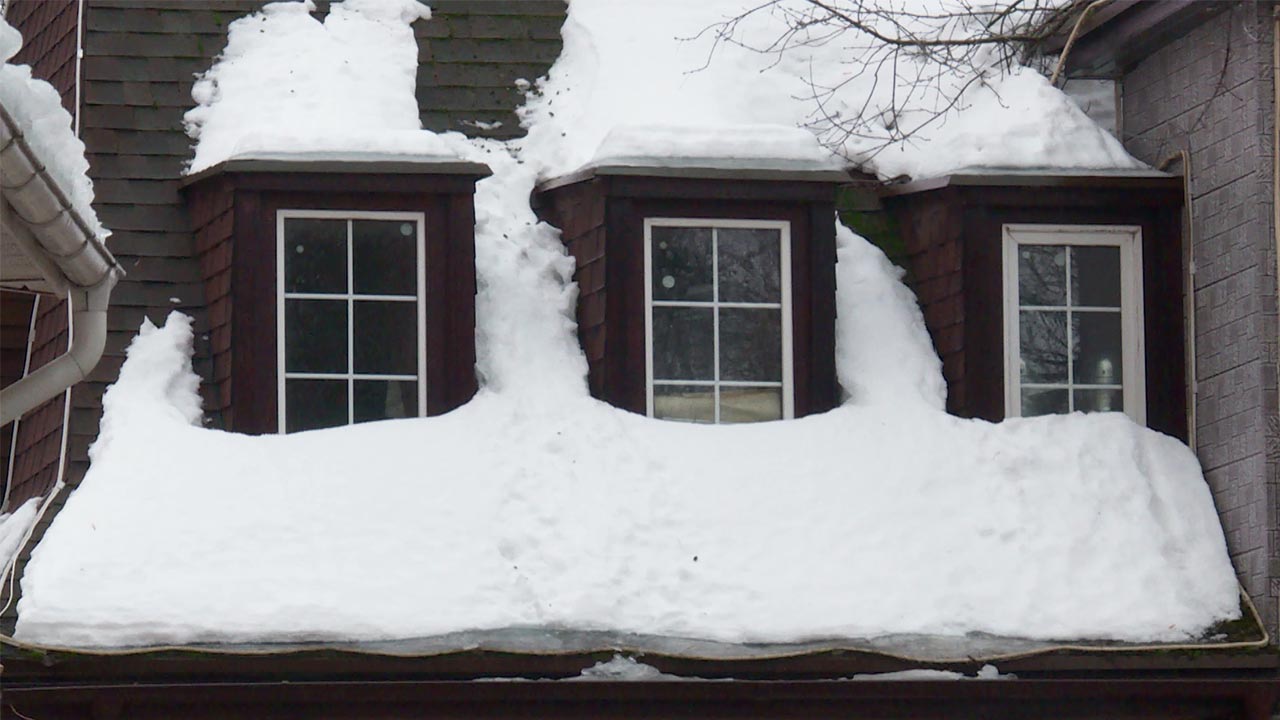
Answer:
xmin=1018 ymin=245 xmax=1066 ymax=307
xmin=652 ymin=306 xmax=714 ymax=380
xmin=286 ymin=379 xmax=348 ymax=432
xmin=720 ymin=386 xmax=782 ymax=423
xmin=285 ymin=299 xmax=347 ymax=373
xmin=354 ymin=380 xmax=417 ymax=422
xmin=1019 ymin=310 xmax=1067 ymax=384
xmin=1072 ymin=246 xmax=1121 ymax=307
xmin=1074 ymin=388 xmax=1123 ymax=414
xmin=651 ymin=226 xmax=712 ymax=301
xmin=720 ymin=308 xmax=782 ymax=382
xmin=353 ymin=220 xmax=418 ymax=296
xmin=284 ymin=218 xmax=346 ymax=294
xmin=718 ymin=228 xmax=781 ymax=303
xmin=353 ymin=301 xmax=418 ymax=375
xmin=1021 ymin=388 xmax=1068 ymax=417
xmin=1073 ymin=311 xmax=1123 ymax=385
xmin=653 ymin=384 xmax=714 ymax=423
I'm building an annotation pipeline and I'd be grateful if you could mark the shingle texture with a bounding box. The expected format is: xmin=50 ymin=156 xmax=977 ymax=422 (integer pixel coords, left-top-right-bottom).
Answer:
xmin=1121 ymin=1 xmax=1279 ymax=640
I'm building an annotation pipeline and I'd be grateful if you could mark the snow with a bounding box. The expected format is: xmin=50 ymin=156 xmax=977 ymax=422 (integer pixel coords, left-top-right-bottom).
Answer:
xmin=11 ymin=0 xmax=1240 ymax=650
xmin=485 ymin=656 xmax=1010 ymax=682
xmin=0 ymin=497 xmax=41 ymax=574
xmin=15 ymin=311 xmax=1239 ymax=648
xmin=849 ymin=664 xmax=1009 ymax=680
xmin=519 ymin=0 xmax=1143 ymax=180
xmin=0 ymin=18 xmax=108 ymax=240
xmin=183 ymin=0 xmax=465 ymax=173
xmin=570 ymin=655 xmax=688 ymax=681
xmin=590 ymin=124 xmax=842 ymax=172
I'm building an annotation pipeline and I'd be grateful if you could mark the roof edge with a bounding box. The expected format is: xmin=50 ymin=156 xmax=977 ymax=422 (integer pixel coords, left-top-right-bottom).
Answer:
xmin=180 ymin=156 xmax=494 ymax=188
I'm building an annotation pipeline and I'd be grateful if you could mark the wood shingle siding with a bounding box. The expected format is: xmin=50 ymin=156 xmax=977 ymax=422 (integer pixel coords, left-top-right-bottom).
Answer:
xmin=0 ymin=291 xmax=38 ymax=490
xmin=5 ymin=0 xmax=79 ymax=115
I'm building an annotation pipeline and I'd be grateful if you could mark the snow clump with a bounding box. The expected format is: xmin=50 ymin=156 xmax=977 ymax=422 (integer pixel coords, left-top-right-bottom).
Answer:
xmin=0 ymin=17 xmax=108 ymax=239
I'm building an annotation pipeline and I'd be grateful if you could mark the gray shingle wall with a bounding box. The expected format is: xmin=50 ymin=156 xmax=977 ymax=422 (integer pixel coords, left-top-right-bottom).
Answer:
xmin=1121 ymin=2 xmax=1279 ymax=640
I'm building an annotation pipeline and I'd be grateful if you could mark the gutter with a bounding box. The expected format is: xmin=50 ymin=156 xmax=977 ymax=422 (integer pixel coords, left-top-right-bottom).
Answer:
xmin=0 ymin=104 xmax=122 ymax=427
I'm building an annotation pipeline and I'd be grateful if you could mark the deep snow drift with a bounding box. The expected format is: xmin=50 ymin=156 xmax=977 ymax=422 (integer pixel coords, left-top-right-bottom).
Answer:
xmin=13 ymin=0 xmax=1239 ymax=649
xmin=0 ymin=18 xmax=107 ymax=239
xmin=15 ymin=312 xmax=1240 ymax=647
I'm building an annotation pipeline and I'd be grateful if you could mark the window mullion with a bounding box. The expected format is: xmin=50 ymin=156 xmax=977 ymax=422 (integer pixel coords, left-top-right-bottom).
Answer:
xmin=347 ymin=219 xmax=355 ymax=425
xmin=711 ymin=227 xmax=720 ymax=424
xmin=1065 ymin=246 xmax=1074 ymax=412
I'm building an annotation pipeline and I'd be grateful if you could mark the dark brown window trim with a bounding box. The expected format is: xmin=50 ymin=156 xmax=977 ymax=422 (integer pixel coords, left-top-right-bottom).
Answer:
xmin=881 ymin=174 xmax=1187 ymax=441
xmin=535 ymin=170 xmax=842 ymax=421
xmin=182 ymin=162 xmax=487 ymax=435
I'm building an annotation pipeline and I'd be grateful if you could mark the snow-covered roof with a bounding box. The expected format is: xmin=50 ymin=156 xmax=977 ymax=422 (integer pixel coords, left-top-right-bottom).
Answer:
xmin=5 ymin=0 xmax=1242 ymax=653
xmin=520 ymin=0 xmax=1144 ymax=181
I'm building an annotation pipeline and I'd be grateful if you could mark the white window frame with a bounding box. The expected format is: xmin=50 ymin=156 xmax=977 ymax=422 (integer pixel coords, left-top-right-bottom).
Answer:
xmin=276 ymin=209 xmax=428 ymax=433
xmin=643 ymin=217 xmax=794 ymax=423
xmin=1002 ymin=223 xmax=1146 ymax=424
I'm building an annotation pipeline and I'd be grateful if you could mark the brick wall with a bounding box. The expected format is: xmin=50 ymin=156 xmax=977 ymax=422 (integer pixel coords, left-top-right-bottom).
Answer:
xmin=1121 ymin=2 xmax=1279 ymax=639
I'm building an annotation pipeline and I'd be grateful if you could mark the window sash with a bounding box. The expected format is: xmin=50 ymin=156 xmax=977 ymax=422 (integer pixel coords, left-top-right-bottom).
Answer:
xmin=1002 ymin=224 xmax=1145 ymax=424
xmin=644 ymin=218 xmax=794 ymax=423
xmin=276 ymin=210 xmax=427 ymax=432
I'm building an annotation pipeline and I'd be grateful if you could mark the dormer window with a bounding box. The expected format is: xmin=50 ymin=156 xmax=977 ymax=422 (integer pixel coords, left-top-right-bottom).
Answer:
xmin=278 ymin=212 xmax=426 ymax=432
xmin=1003 ymin=224 xmax=1145 ymax=423
xmin=880 ymin=172 xmax=1186 ymax=441
xmin=534 ymin=165 xmax=845 ymax=423
xmin=646 ymin=218 xmax=792 ymax=423
xmin=181 ymin=158 xmax=488 ymax=435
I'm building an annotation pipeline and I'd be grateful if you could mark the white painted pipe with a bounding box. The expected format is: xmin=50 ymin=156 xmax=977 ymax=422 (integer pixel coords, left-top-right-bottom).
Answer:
xmin=0 ymin=276 xmax=115 ymax=427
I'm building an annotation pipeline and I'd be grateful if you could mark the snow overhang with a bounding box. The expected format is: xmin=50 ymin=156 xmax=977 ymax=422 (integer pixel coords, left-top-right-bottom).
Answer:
xmin=536 ymin=163 xmax=851 ymax=194
xmin=877 ymin=168 xmax=1182 ymax=197
xmin=0 ymin=104 xmax=121 ymax=295
xmin=179 ymin=154 xmax=493 ymax=187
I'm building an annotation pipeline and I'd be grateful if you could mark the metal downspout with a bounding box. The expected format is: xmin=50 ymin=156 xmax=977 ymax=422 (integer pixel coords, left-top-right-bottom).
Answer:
xmin=0 ymin=276 xmax=114 ymax=427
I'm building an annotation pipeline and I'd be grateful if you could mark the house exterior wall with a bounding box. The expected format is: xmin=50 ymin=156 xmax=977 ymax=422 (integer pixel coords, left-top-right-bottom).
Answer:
xmin=4 ymin=0 xmax=79 ymax=115
xmin=1120 ymin=2 xmax=1280 ymax=639
xmin=0 ymin=290 xmax=37 ymax=489
xmin=0 ymin=0 xmax=564 ymax=635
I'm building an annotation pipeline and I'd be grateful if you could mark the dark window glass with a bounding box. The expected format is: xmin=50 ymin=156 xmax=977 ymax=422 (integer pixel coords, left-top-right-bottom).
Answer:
xmin=284 ymin=218 xmax=346 ymax=293
xmin=720 ymin=387 xmax=782 ymax=423
xmin=652 ymin=226 xmax=712 ymax=302
xmin=652 ymin=307 xmax=714 ymax=380
xmin=354 ymin=380 xmax=417 ymax=422
xmin=353 ymin=220 xmax=417 ymax=296
xmin=1021 ymin=388 xmax=1068 ymax=417
xmin=1073 ymin=311 xmax=1123 ymax=385
xmin=285 ymin=299 xmax=347 ymax=373
xmin=1019 ymin=310 xmax=1067 ymax=384
xmin=1074 ymin=388 xmax=1123 ymax=413
xmin=353 ymin=301 xmax=417 ymax=375
xmin=285 ymin=379 xmax=348 ymax=432
xmin=720 ymin=308 xmax=781 ymax=382
xmin=1072 ymin=246 xmax=1121 ymax=307
xmin=718 ymin=228 xmax=781 ymax=303
xmin=1018 ymin=245 xmax=1065 ymax=307
xmin=653 ymin=385 xmax=714 ymax=423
